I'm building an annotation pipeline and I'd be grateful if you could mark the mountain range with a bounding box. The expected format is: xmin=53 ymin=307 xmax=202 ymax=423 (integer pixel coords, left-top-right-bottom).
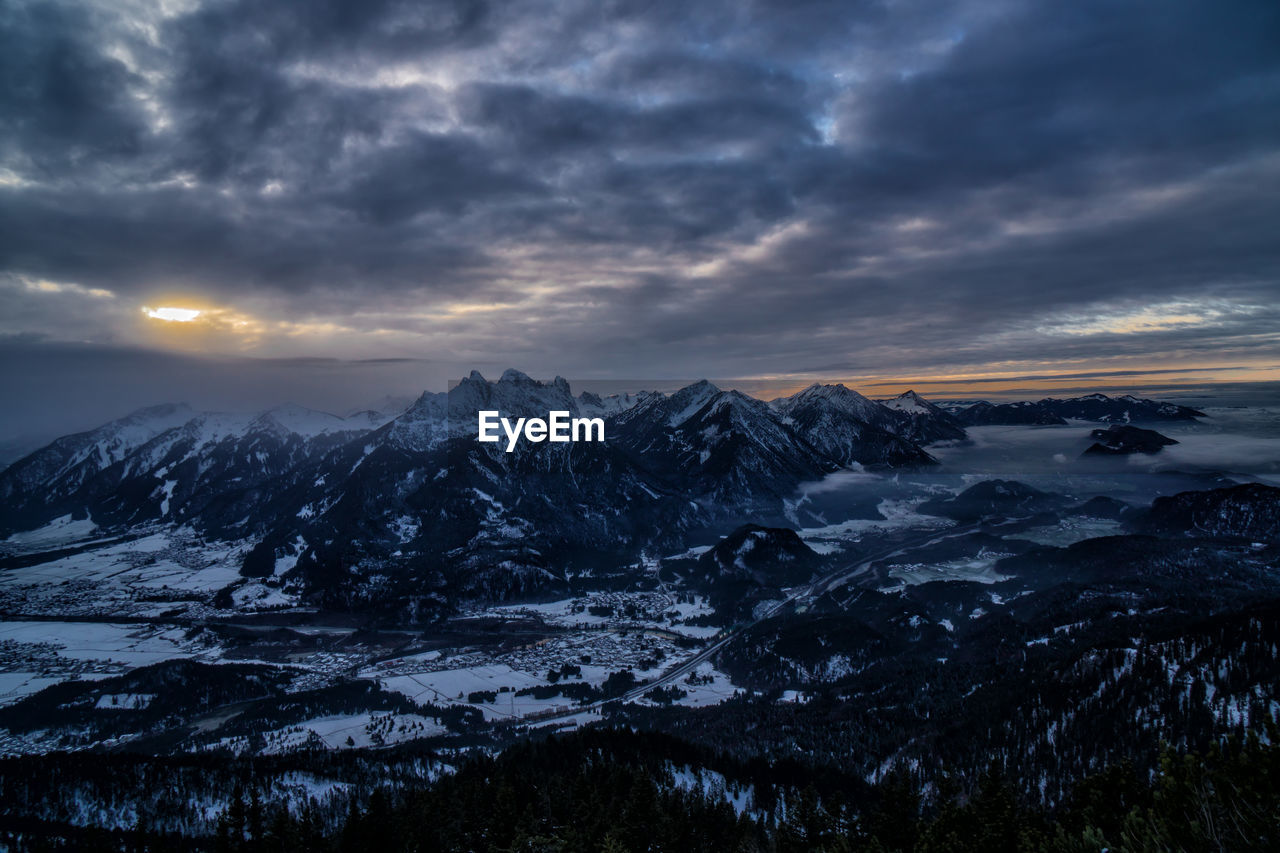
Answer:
xmin=945 ymin=393 xmax=1205 ymax=426
xmin=0 ymin=374 xmax=1209 ymax=619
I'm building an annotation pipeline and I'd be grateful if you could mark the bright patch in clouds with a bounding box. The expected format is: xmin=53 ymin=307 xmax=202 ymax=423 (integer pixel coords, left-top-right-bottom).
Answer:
xmin=144 ymin=306 xmax=202 ymax=322
xmin=16 ymin=275 xmax=114 ymax=300
xmin=1036 ymin=299 xmax=1260 ymax=337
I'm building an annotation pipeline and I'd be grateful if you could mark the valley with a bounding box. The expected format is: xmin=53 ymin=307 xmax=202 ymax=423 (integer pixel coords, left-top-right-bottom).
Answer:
xmin=1 ymin=375 xmax=1278 ymax=844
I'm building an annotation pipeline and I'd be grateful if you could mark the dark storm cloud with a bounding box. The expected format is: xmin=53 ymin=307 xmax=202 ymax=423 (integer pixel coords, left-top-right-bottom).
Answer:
xmin=0 ymin=3 xmax=149 ymax=175
xmin=0 ymin=0 xmax=1277 ymax=402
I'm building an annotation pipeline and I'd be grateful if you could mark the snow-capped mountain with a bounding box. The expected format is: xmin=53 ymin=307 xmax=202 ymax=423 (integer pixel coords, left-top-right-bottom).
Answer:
xmin=772 ymin=384 xmax=938 ymax=466
xmin=0 ymin=403 xmax=390 ymax=535
xmin=876 ymin=389 xmax=967 ymax=443
xmin=0 ymin=403 xmax=196 ymax=506
xmin=951 ymin=393 xmax=1204 ymax=426
xmin=775 ymin=383 xmax=897 ymax=431
xmin=1043 ymin=393 xmax=1205 ymax=422
xmin=577 ymin=390 xmax=643 ymax=417
xmin=0 ymin=371 xmax=949 ymax=616
xmin=953 ymin=400 xmax=1068 ymax=426
xmin=448 ymin=369 xmax=580 ymax=428
xmin=610 ymin=381 xmax=842 ymax=504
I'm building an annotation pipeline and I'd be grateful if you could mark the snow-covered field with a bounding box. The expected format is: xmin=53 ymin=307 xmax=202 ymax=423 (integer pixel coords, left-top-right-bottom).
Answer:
xmin=0 ymin=671 xmax=108 ymax=706
xmin=366 ymin=595 xmax=742 ymax=722
xmin=655 ymin=661 xmax=742 ymax=708
xmin=797 ymin=497 xmax=953 ymax=548
xmin=0 ymin=619 xmax=220 ymax=706
xmin=884 ymin=555 xmax=1011 ymax=587
xmin=218 ymin=712 xmax=449 ymax=753
xmin=0 ymin=619 xmax=214 ymax=666
xmin=485 ymin=591 xmax=720 ymax=638
xmin=378 ymin=664 xmax=568 ymax=721
xmin=1018 ymin=517 xmax=1124 ymax=547
xmin=1 ymin=514 xmax=101 ymax=552
xmin=0 ymin=528 xmax=251 ymax=618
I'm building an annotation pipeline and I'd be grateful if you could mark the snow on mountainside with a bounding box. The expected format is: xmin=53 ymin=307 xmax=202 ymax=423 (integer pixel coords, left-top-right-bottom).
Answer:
xmin=698 ymin=524 xmax=820 ymax=586
xmin=0 ymin=370 xmax=953 ymax=616
xmin=772 ymin=384 xmax=938 ymax=466
xmin=875 ymin=389 xmax=967 ymax=443
xmin=1135 ymin=483 xmax=1280 ymax=543
xmin=0 ymin=404 xmax=195 ymax=502
xmin=879 ymin=390 xmax=932 ymax=415
xmin=577 ymin=390 xmax=642 ymax=417
xmin=376 ymin=390 xmax=448 ymax=451
xmin=954 ymin=400 xmax=1067 ymax=426
xmin=952 ymin=393 xmax=1204 ymax=426
xmin=257 ymin=404 xmax=391 ymax=437
xmin=611 ymin=380 xmax=942 ymax=508
xmin=448 ymin=369 xmax=581 ymax=429
xmin=1045 ymin=393 xmax=1204 ymax=422
xmin=776 ymin=384 xmax=893 ymax=428
xmin=0 ymin=403 xmax=392 ymax=536
xmin=775 ymin=384 xmax=964 ymax=447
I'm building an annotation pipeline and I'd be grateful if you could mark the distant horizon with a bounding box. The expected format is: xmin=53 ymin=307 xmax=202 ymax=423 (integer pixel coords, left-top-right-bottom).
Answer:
xmin=4 ymin=351 xmax=1277 ymax=460
xmin=3 ymin=0 xmax=1278 ymax=438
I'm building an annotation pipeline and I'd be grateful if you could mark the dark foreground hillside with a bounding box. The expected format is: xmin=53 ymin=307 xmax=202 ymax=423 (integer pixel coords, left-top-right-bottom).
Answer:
xmin=1 ymin=726 xmax=1277 ymax=852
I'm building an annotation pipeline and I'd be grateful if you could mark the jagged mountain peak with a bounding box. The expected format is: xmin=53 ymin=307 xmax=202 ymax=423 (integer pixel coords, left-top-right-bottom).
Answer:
xmin=783 ymin=381 xmax=885 ymax=414
xmin=661 ymin=380 xmax=723 ymax=426
xmin=499 ymin=368 xmax=536 ymax=384
xmin=775 ymin=384 xmax=890 ymax=426
xmin=447 ymin=369 xmax=581 ymax=428
xmin=700 ymin=389 xmax=779 ymax=423
xmin=1031 ymin=393 xmax=1204 ymax=423
xmin=788 ymin=382 xmax=868 ymax=402
xmin=880 ymin=389 xmax=940 ymax=414
xmin=677 ymin=378 xmax=721 ymax=398
xmin=771 ymin=383 xmax=939 ymax=467
xmin=577 ymin=389 xmax=643 ymax=417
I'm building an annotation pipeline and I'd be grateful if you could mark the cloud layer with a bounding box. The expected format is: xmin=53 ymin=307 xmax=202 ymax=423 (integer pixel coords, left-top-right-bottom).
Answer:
xmin=1 ymin=0 xmax=1278 ymax=398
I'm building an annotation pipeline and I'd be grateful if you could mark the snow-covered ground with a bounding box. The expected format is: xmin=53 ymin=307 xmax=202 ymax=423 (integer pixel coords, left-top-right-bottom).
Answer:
xmin=1 ymin=514 xmax=100 ymax=552
xmin=668 ymin=763 xmax=755 ymax=816
xmin=0 ymin=527 xmax=249 ymax=618
xmin=0 ymin=620 xmax=215 ymax=667
xmin=0 ymin=670 xmax=111 ymax=706
xmin=1018 ymin=517 xmax=1124 ymax=547
xmin=368 ymin=606 xmax=742 ymax=722
xmin=377 ymin=664 xmax=568 ymax=722
xmin=485 ymin=591 xmax=721 ymax=639
xmin=216 ymin=712 xmax=449 ymax=754
xmin=883 ymin=554 xmax=1011 ymax=587
xmin=0 ymin=619 xmax=222 ymax=709
xmin=796 ymin=497 xmax=953 ymax=550
xmin=650 ymin=661 xmax=742 ymax=708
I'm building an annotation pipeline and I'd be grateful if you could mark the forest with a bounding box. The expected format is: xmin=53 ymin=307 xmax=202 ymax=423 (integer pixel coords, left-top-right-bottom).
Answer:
xmin=1 ymin=724 xmax=1276 ymax=852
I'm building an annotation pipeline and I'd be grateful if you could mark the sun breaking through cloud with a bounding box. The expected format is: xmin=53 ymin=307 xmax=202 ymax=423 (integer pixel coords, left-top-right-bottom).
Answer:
xmin=143 ymin=306 xmax=203 ymax=323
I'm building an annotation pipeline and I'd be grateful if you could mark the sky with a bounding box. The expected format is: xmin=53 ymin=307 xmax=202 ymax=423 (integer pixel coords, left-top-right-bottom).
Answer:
xmin=1 ymin=0 xmax=1279 ymax=441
